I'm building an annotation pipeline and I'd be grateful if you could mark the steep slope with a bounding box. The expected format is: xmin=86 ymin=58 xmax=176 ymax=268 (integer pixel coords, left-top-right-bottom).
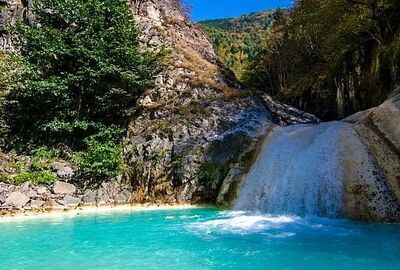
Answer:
xmin=125 ymin=1 xmax=272 ymax=203
xmin=124 ymin=1 xmax=316 ymax=204
xmin=0 ymin=0 xmax=33 ymax=51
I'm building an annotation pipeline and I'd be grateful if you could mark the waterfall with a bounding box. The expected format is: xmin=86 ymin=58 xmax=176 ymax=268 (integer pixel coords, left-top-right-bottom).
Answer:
xmin=235 ymin=122 xmax=352 ymax=218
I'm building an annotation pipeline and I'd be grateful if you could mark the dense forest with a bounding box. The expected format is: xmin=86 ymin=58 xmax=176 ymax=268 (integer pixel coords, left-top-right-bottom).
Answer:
xmin=199 ymin=10 xmax=276 ymax=80
xmin=244 ymin=0 xmax=400 ymax=119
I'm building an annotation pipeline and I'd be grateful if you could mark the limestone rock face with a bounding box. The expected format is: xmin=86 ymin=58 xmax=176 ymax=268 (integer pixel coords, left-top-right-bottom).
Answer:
xmin=125 ymin=0 xmax=268 ymax=204
xmin=5 ymin=191 xmax=29 ymax=208
xmin=343 ymin=89 xmax=400 ymax=221
xmin=53 ymin=181 xmax=76 ymax=195
xmin=124 ymin=0 xmax=317 ymax=204
xmin=340 ymin=126 xmax=400 ymax=221
xmin=216 ymin=127 xmax=273 ymax=207
xmin=0 ymin=0 xmax=33 ymax=52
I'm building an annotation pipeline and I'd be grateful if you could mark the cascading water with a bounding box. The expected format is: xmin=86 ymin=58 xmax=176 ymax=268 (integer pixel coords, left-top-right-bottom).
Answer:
xmin=235 ymin=122 xmax=353 ymax=218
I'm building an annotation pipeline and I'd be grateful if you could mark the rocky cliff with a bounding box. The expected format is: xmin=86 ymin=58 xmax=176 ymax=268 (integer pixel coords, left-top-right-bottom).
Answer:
xmin=123 ymin=0 xmax=317 ymax=204
xmin=343 ymin=88 xmax=400 ymax=221
xmin=1 ymin=0 xmax=398 ymax=223
xmin=123 ymin=1 xmax=400 ymax=221
xmin=0 ymin=0 xmax=317 ymax=212
xmin=0 ymin=0 xmax=33 ymax=51
xmin=283 ymin=42 xmax=400 ymax=120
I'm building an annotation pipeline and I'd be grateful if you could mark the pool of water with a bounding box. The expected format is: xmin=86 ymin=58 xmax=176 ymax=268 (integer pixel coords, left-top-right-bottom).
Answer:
xmin=1 ymin=208 xmax=400 ymax=270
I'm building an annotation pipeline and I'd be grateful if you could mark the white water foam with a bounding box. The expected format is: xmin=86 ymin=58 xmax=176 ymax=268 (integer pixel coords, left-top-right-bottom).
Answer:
xmin=187 ymin=211 xmax=300 ymax=235
xmin=187 ymin=211 xmax=363 ymax=239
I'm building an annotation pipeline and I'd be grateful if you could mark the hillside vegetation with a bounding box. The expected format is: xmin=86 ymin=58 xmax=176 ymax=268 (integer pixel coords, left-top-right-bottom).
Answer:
xmin=199 ymin=10 xmax=277 ymax=80
xmin=0 ymin=0 xmax=161 ymax=185
xmin=244 ymin=0 xmax=400 ymax=119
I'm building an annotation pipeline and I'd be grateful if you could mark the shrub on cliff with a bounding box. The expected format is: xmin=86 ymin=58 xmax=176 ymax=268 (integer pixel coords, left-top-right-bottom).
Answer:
xmin=72 ymin=128 xmax=126 ymax=180
xmin=2 ymin=0 xmax=161 ymax=180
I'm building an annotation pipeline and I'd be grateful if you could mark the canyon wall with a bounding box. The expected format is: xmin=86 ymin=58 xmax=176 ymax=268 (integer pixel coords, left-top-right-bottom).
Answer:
xmin=124 ymin=0 xmax=317 ymax=204
xmin=281 ymin=40 xmax=400 ymax=120
xmin=0 ymin=0 xmax=317 ymax=212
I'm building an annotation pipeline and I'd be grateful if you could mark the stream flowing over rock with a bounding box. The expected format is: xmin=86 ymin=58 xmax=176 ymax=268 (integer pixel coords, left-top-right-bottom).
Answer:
xmin=230 ymin=91 xmax=400 ymax=222
xmin=235 ymin=122 xmax=346 ymax=218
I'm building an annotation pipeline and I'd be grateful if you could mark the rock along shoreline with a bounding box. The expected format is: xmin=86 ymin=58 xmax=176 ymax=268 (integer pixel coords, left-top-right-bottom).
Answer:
xmin=0 ymin=179 xmax=210 ymax=220
xmin=0 ymin=203 xmax=203 ymax=221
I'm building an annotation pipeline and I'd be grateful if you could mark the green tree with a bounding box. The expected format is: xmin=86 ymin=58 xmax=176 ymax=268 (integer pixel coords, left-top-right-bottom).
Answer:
xmin=199 ymin=11 xmax=275 ymax=81
xmin=244 ymin=0 xmax=400 ymax=104
xmin=5 ymin=0 xmax=161 ymax=149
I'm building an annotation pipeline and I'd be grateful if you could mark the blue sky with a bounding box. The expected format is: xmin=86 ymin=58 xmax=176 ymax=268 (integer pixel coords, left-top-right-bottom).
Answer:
xmin=183 ymin=0 xmax=293 ymax=22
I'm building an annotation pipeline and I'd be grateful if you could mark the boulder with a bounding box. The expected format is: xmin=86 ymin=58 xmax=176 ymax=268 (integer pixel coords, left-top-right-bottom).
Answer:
xmin=37 ymin=186 xmax=49 ymax=195
xmin=53 ymin=181 xmax=76 ymax=195
xmin=43 ymin=198 xmax=65 ymax=210
xmin=52 ymin=162 xmax=74 ymax=180
xmin=96 ymin=189 xmax=109 ymax=206
xmin=26 ymin=190 xmax=38 ymax=198
xmin=0 ymin=194 xmax=6 ymax=204
xmin=20 ymin=181 xmax=31 ymax=192
xmin=5 ymin=191 xmax=30 ymax=208
xmin=30 ymin=199 xmax=45 ymax=208
xmin=82 ymin=189 xmax=97 ymax=205
xmin=62 ymin=195 xmax=81 ymax=207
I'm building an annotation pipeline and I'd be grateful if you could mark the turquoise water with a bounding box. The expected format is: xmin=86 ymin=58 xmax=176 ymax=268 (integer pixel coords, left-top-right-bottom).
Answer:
xmin=1 ymin=208 xmax=400 ymax=270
